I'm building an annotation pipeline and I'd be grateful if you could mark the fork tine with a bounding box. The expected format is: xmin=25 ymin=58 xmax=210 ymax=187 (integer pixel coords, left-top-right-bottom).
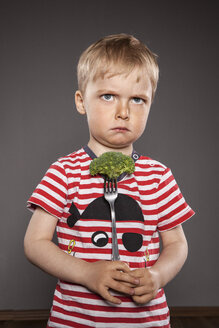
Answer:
xmin=114 ymin=178 xmax=117 ymax=192
xmin=109 ymin=178 xmax=113 ymax=193
xmin=104 ymin=176 xmax=107 ymax=191
xmin=104 ymin=176 xmax=110 ymax=193
xmin=108 ymin=178 xmax=112 ymax=193
xmin=111 ymin=178 xmax=115 ymax=192
xmin=107 ymin=177 xmax=110 ymax=193
xmin=110 ymin=178 xmax=116 ymax=193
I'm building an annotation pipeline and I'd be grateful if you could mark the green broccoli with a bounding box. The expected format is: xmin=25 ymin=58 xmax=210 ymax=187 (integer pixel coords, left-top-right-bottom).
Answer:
xmin=90 ymin=151 xmax=135 ymax=179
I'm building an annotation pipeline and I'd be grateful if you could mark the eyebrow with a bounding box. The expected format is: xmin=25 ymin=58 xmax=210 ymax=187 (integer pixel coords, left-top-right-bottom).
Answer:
xmin=96 ymin=89 xmax=117 ymax=94
xmin=97 ymin=89 xmax=150 ymax=99
xmin=132 ymin=93 xmax=150 ymax=100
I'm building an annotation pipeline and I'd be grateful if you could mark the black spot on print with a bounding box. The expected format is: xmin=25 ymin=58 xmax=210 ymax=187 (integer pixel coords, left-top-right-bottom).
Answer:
xmin=122 ymin=233 xmax=143 ymax=252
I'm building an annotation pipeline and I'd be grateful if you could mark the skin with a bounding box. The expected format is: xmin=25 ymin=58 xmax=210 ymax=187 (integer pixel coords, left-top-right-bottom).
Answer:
xmin=24 ymin=66 xmax=188 ymax=305
xmin=75 ymin=67 xmax=152 ymax=156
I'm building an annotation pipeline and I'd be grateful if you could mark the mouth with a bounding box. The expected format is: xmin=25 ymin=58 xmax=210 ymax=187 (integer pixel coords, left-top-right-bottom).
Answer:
xmin=112 ymin=127 xmax=130 ymax=132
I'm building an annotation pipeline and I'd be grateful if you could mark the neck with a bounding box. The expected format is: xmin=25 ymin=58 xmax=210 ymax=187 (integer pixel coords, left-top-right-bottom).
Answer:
xmin=87 ymin=141 xmax=133 ymax=157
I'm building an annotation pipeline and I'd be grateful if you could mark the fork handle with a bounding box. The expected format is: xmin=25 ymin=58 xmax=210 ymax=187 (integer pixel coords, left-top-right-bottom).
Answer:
xmin=110 ymin=202 xmax=120 ymax=261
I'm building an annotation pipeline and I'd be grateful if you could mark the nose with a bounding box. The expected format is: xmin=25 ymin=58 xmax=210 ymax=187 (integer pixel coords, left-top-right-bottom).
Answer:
xmin=115 ymin=100 xmax=129 ymax=120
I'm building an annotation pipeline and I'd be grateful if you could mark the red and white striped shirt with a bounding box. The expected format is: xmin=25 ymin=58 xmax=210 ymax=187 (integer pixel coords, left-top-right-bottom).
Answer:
xmin=27 ymin=146 xmax=194 ymax=328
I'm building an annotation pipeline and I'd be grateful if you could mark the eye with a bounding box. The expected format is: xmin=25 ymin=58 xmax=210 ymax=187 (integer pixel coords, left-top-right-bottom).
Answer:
xmin=92 ymin=231 xmax=109 ymax=247
xmin=101 ymin=94 xmax=114 ymax=101
xmin=132 ymin=97 xmax=145 ymax=104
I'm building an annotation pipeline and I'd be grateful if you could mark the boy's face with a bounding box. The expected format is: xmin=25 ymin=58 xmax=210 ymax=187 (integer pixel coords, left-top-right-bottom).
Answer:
xmin=75 ymin=67 xmax=152 ymax=156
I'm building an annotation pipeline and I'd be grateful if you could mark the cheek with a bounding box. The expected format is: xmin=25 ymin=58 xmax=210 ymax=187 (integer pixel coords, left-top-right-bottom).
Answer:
xmin=135 ymin=113 xmax=149 ymax=134
xmin=88 ymin=112 xmax=106 ymax=130
xmin=86 ymin=108 xmax=100 ymax=126
xmin=86 ymin=104 xmax=109 ymax=122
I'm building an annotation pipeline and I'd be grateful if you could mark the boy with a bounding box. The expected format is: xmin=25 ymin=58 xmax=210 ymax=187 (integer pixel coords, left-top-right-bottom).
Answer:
xmin=24 ymin=34 xmax=194 ymax=327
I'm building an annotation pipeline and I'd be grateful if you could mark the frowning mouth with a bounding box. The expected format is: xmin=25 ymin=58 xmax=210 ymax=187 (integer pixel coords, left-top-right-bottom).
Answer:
xmin=112 ymin=127 xmax=130 ymax=132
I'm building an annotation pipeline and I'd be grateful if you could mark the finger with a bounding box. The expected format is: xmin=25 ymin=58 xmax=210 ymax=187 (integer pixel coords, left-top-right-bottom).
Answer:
xmin=113 ymin=261 xmax=131 ymax=273
xmin=129 ymin=268 xmax=145 ymax=278
xmin=121 ymin=281 xmax=137 ymax=288
xmin=132 ymin=293 xmax=153 ymax=305
xmin=109 ymin=279 xmax=135 ymax=296
xmin=113 ymin=271 xmax=139 ymax=285
xmin=134 ymin=285 xmax=149 ymax=296
xmin=101 ymin=287 xmax=122 ymax=305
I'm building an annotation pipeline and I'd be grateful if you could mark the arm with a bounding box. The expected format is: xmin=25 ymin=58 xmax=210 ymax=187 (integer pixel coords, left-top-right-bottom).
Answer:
xmin=24 ymin=207 xmax=138 ymax=304
xmin=131 ymin=225 xmax=188 ymax=304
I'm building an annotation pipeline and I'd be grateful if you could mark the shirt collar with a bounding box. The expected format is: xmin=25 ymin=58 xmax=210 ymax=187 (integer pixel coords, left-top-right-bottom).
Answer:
xmin=83 ymin=145 xmax=141 ymax=162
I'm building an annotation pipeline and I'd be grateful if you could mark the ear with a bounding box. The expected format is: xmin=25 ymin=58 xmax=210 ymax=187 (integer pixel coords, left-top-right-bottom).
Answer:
xmin=75 ymin=90 xmax=86 ymax=115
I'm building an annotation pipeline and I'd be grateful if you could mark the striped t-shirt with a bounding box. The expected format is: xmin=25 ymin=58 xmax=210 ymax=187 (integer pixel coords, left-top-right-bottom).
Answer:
xmin=27 ymin=146 xmax=195 ymax=328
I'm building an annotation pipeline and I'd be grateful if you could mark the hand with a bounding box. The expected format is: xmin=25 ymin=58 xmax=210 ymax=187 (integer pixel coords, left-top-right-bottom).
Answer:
xmin=131 ymin=268 xmax=160 ymax=304
xmin=83 ymin=260 xmax=140 ymax=304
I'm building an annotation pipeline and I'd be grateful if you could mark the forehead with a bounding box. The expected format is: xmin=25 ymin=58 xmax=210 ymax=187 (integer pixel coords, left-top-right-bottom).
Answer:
xmin=94 ymin=63 xmax=148 ymax=81
xmin=87 ymin=66 xmax=152 ymax=96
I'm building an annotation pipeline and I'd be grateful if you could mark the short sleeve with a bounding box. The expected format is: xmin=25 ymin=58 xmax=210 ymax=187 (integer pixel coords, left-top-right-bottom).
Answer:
xmin=27 ymin=161 xmax=68 ymax=219
xmin=156 ymin=168 xmax=195 ymax=231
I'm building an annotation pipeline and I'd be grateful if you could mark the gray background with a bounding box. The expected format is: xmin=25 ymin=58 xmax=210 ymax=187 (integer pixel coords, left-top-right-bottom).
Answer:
xmin=0 ymin=0 xmax=218 ymax=310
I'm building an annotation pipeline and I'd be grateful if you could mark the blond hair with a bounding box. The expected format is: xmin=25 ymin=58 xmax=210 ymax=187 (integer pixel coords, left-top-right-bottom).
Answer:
xmin=77 ymin=33 xmax=159 ymax=100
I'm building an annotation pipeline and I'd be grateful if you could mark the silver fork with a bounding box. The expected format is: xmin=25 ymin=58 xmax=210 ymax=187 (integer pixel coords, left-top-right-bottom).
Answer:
xmin=104 ymin=177 xmax=120 ymax=261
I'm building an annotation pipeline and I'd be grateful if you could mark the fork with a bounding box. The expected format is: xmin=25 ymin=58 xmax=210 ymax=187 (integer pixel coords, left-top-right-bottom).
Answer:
xmin=104 ymin=177 xmax=120 ymax=261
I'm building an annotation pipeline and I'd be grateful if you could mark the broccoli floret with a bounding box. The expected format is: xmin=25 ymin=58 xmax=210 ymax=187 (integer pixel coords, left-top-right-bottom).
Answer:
xmin=90 ymin=152 xmax=135 ymax=179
